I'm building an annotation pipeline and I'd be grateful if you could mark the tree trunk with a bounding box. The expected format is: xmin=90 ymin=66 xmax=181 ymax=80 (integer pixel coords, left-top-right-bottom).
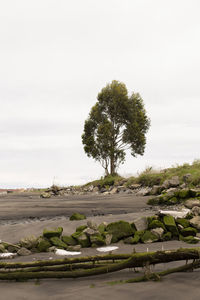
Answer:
xmin=110 ymin=155 xmax=115 ymax=175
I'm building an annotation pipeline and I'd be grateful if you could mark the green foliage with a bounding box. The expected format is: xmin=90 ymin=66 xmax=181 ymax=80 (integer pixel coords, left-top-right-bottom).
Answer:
xmin=82 ymin=80 xmax=150 ymax=175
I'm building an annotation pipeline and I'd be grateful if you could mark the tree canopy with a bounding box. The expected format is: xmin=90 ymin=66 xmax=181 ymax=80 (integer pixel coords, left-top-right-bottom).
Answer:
xmin=82 ymin=80 xmax=150 ymax=175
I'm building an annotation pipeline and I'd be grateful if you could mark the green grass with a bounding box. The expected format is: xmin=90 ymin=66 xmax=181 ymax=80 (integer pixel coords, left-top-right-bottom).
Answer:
xmin=83 ymin=175 xmax=124 ymax=189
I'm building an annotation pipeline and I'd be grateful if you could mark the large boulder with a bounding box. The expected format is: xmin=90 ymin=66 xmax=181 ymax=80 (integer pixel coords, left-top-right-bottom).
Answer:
xmin=180 ymin=227 xmax=197 ymax=237
xmin=162 ymin=176 xmax=180 ymax=189
xmin=17 ymin=247 xmax=32 ymax=256
xmin=176 ymin=218 xmax=190 ymax=228
xmin=191 ymin=206 xmax=200 ymax=216
xmin=106 ymin=221 xmax=134 ymax=243
xmin=163 ymin=215 xmax=179 ymax=236
xmin=134 ymin=217 xmax=148 ymax=231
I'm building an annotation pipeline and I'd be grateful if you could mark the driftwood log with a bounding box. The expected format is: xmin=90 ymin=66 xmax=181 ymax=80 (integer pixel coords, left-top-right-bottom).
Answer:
xmin=0 ymin=247 xmax=199 ymax=281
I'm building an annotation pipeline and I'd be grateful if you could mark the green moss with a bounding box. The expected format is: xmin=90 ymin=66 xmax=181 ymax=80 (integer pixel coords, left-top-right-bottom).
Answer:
xmin=106 ymin=221 xmax=134 ymax=243
xmin=90 ymin=234 xmax=105 ymax=246
xmin=179 ymin=235 xmax=199 ymax=244
xmin=180 ymin=227 xmax=197 ymax=237
xmin=130 ymin=222 xmax=136 ymax=232
xmin=98 ymin=223 xmax=106 ymax=234
xmin=147 ymin=216 xmax=158 ymax=225
xmin=141 ymin=231 xmax=158 ymax=243
xmin=176 ymin=218 xmax=190 ymax=228
xmin=131 ymin=231 xmax=144 ymax=244
xmin=69 ymin=213 xmax=86 ymax=221
xmin=43 ymin=227 xmax=63 ymax=239
xmin=148 ymin=220 xmax=166 ymax=231
xmin=178 ymin=189 xmax=190 ymax=199
xmin=62 ymin=235 xmax=77 ymax=246
xmin=76 ymin=225 xmax=87 ymax=232
xmin=49 ymin=237 xmax=68 ymax=249
xmin=72 ymin=232 xmax=90 ymax=248
xmin=37 ymin=238 xmax=51 ymax=252
xmin=168 ymin=197 xmax=178 ymax=205
xmin=147 ymin=197 xmax=159 ymax=206
xmin=163 ymin=216 xmax=179 ymax=236
xmin=162 ymin=232 xmax=172 ymax=241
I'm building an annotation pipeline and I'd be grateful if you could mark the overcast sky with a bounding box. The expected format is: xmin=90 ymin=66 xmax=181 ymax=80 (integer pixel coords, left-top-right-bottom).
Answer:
xmin=0 ymin=0 xmax=200 ymax=188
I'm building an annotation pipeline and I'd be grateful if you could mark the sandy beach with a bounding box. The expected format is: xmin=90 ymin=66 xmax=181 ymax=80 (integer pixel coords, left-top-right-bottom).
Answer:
xmin=0 ymin=192 xmax=200 ymax=300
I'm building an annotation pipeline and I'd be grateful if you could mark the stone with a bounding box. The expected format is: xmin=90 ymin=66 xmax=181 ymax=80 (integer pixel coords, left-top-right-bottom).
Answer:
xmin=7 ymin=245 xmax=20 ymax=252
xmin=129 ymin=184 xmax=141 ymax=190
xmin=76 ymin=225 xmax=87 ymax=232
xmin=67 ymin=245 xmax=81 ymax=251
xmin=37 ymin=238 xmax=51 ymax=252
xmin=62 ymin=235 xmax=77 ymax=246
xmin=189 ymin=216 xmax=200 ymax=230
xmin=70 ymin=213 xmax=86 ymax=221
xmin=83 ymin=228 xmax=99 ymax=236
xmin=136 ymin=187 xmax=151 ymax=196
xmin=98 ymin=222 xmax=107 ymax=234
xmin=48 ymin=246 xmax=56 ymax=252
xmin=150 ymin=228 xmax=164 ymax=239
xmin=72 ymin=232 xmax=90 ymax=248
xmin=178 ymin=189 xmax=190 ymax=199
xmin=40 ymin=192 xmax=51 ymax=198
xmin=163 ymin=232 xmax=172 ymax=241
xmin=149 ymin=185 xmax=162 ymax=195
xmin=179 ymin=235 xmax=199 ymax=244
xmin=134 ymin=217 xmax=148 ymax=231
xmin=49 ymin=237 xmax=68 ymax=249
xmin=104 ymin=233 xmax=112 ymax=245
xmin=90 ymin=234 xmax=105 ymax=246
xmin=180 ymin=227 xmax=197 ymax=237
xmin=20 ymin=235 xmax=38 ymax=249
xmin=87 ymin=220 xmax=98 ymax=230
xmin=159 ymin=209 xmax=190 ymax=219
xmin=123 ymin=236 xmax=136 ymax=244
xmin=183 ymin=173 xmax=192 ymax=183
xmin=148 ymin=220 xmax=166 ymax=231
xmin=106 ymin=221 xmax=134 ymax=243
xmin=141 ymin=231 xmax=158 ymax=243
xmin=162 ymin=176 xmax=180 ymax=189
xmin=185 ymin=199 xmax=200 ymax=209
xmin=0 ymin=244 xmax=6 ymax=253
xmin=17 ymin=247 xmax=32 ymax=256
xmin=191 ymin=206 xmax=200 ymax=216
xmin=43 ymin=227 xmax=63 ymax=239
xmin=176 ymin=218 xmax=190 ymax=228
xmin=110 ymin=187 xmax=118 ymax=194
xmin=163 ymin=215 xmax=179 ymax=236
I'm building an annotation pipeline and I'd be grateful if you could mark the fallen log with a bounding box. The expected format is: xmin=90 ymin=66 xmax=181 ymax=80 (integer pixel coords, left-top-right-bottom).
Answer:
xmin=0 ymin=247 xmax=200 ymax=280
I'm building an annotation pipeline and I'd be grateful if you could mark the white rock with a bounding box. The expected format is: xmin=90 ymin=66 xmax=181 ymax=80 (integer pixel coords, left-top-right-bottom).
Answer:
xmin=55 ymin=249 xmax=81 ymax=256
xmin=96 ymin=246 xmax=118 ymax=252
xmin=159 ymin=208 xmax=190 ymax=219
xmin=0 ymin=253 xmax=17 ymax=259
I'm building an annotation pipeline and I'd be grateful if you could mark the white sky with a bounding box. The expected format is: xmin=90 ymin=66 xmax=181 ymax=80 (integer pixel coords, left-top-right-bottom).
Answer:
xmin=0 ymin=0 xmax=200 ymax=188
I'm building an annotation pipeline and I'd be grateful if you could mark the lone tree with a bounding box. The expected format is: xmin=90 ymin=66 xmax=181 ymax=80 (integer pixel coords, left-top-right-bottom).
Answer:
xmin=82 ymin=80 xmax=150 ymax=176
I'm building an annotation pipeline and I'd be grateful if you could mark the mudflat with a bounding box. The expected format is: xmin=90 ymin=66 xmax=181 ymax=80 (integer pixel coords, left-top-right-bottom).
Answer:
xmin=0 ymin=192 xmax=200 ymax=300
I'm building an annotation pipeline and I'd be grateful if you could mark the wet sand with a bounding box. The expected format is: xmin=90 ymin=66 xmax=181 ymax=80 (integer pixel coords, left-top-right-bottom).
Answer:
xmin=0 ymin=192 xmax=199 ymax=299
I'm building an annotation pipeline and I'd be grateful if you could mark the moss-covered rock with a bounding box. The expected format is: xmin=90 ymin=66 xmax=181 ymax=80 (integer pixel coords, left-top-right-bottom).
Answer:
xmin=131 ymin=230 xmax=144 ymax=244
xmin=178 ymin=189 xmax=190 ymax=199
xmin=37 ymin=238 xmax=51 ymax=252
xmin=163 ymin=215 xmax=179 ymax=236
xmin=62 ymin=235 xmax=77 ymax=246
xmin=20 ymin=235 xmax=38 ymax=249
xmin=0 ymin=244 xmax=6 ymax=253
xmin=141 ymin=231 xmax=158 ymax=243
xmin=148 ymin=220 xmax=166 ymax=231
xmin=180 ymin=227 xmax=197 ymax=237
xmin=90 ymin=234 xmax=105 ymax=246
xmin=43 ymin=227 xmax=63 ymax=239
xmin=106 ymin=221 xmax=134 ymax=243
xmin=168 ymin=197 xmax=178 ymax=205
xmin=147 ymin=197 xmax=160 ymax=206
xmin=72 ymin=231 xmax=90 ymax=247
xmin=123 ymin=236 xmax=136 ymax=244
xmin=162 ymin=231 xmax=172 ymax=241
xmin=69 ymin=213 xmax=86 ymax=221
xmin=98 ymin=223 xmax=106 ymax=234
xmin=76 ymin=225 xmax=87 ymax=232
xmin=49 ymin=237 xmax=68 ymax=249
xmin=176 ymin=218 xmax=190 ymax=228
xmin=179 ymin=235 xmax=199 ymax=244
